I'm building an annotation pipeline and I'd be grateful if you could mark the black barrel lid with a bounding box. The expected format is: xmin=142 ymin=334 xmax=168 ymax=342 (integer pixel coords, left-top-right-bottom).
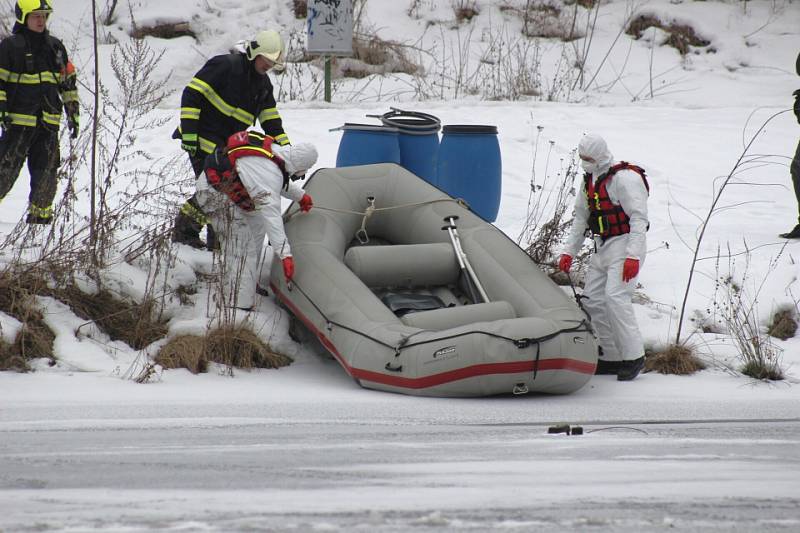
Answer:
xmin=442 ymin=125 xmax=498 ymax=134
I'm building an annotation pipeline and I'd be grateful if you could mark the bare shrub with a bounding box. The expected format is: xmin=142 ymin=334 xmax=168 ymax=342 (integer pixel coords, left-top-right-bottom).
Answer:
xmin=293 ymin=0 xmax=308 ymax=18
xmin=711 ymin=250 xmax=785 ymax=381
xmin=768 ymin=308 xmax=797 ymax=340
xmin=644 ymin=344 xmax=706 ymax=375
xmin=452 ymin=0 xmax=480 ymax=22
xmin=518 ymin=127 xmax=583 ymax=272
xmin=155 ymin=326 xmax=292 ymax=375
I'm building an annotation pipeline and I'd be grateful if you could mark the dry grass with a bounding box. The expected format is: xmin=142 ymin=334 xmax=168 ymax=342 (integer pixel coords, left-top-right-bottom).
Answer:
xmin=741 ymin=359 xmax=784 ymax=381
xmin=293 ymin=0 xmax=308 ymax=18
xmin=0 ymin=337 xmax=28 ymax=372
xmin=500 ymin=1 xmax=583 ymax=41
xmin=155 ymin=325 xmax=292 ymax=374
xmin=644 ymin=344 xmax=706 ymax=375
xmin=626 ymin=14 xmax=710 ymax=55
xmin=0 ymin=269 xmax=56 ymax=371
xmin=767 ymin=309 xmax=797 ymax=341
xmin=130 ymin=22 xmax=196 ymax=40
xmin=154 ymin=335 xmax=208 ymax=374
xmin=452 ymin=0 xmax=480 ymax=22
xmin=336 ymin=34 xmax=420 ymax=79
xmin=55 ymin=286 xmax=168 ymax=350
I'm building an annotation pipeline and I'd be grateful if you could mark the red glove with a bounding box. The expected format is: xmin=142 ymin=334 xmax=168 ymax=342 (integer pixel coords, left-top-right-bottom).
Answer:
xmin=299 ymin=194 xmax=313 ymax=213
xmin=282 ymin=256 xmax=295 ymax=282
xmin=558 ymin=254 xmax=573 ymax=273
xmin=622 ymin=258 xmax=639 ymax=282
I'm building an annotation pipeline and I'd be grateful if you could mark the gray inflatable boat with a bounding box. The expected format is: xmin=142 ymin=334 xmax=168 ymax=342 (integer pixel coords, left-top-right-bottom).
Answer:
xmin=270 ymin=163 xmax=597 ymax=397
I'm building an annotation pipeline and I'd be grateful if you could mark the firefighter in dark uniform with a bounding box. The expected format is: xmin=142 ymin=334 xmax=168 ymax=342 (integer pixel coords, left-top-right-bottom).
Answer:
xmin=780 ymin=51 xmax=800 ymax=239
xmin=173 ymin=29 xmax=290 ymax=249
xmin=0 ymin=0 xmax=79 ymax=224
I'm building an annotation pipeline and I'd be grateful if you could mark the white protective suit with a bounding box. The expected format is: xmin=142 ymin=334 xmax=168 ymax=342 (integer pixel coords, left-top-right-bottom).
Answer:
xmin=196 ymin=142 xmax=318 ymax=309
xmin=563 ymin=134 xmax=649 ymax=363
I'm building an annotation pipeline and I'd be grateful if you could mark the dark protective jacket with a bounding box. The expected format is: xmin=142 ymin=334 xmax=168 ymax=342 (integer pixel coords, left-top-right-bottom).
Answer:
xmin=179 ymin=52 xmax=288 ymax=156
xmin=583 ymin=162 xmax=649 ymax=239
xmin=794 ymin=52 xmax=800 ymax=123
xmin=0 ymin=26 xmax=78 ymax=130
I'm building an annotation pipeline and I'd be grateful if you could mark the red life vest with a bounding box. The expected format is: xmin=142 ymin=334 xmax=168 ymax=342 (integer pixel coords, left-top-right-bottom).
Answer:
xmin=583 ymin=161 xmax=649 ymax=239
xmin=226 ymin=131 xmax=290 ymax=187
xmin=204 ymin=131 xmax=289 ymax=211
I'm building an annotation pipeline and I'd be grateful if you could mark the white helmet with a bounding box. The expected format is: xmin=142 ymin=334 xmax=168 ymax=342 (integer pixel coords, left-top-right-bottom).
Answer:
xmin=245 ymin=30 xmax=285 ymax=71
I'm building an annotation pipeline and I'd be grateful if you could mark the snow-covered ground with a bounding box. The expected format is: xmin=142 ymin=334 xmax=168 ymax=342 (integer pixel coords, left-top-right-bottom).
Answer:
xmin=1 ymin=0 xmax=800 ymax=530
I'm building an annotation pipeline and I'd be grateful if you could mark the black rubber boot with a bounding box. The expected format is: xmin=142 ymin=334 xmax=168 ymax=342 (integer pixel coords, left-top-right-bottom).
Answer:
xmin=617 ymin=356 xmax=645 ymax=381
xmin=25 ymin=213 xmax=52 ymax=224
xmin=172 ymin=211 xmax=205 ymax=249
xmin=595 ymin=359 xmax=622 ymax=375
xmin=779 ymin=224 xmax=800 ymax=239
xmin=206 ymin=224 xmax=220 ymax=251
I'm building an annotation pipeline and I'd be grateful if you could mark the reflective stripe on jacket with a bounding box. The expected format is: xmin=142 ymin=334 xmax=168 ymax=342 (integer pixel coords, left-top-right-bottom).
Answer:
xmin=180 ymin=53 xmax=288 ymax=156
xmin=0 ymin=29 xmax=77 ymax=129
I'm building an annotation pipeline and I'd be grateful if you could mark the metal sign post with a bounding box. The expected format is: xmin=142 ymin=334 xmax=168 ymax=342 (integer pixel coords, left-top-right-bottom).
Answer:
xmin=306 ymin=0 xmax=354 ymax=103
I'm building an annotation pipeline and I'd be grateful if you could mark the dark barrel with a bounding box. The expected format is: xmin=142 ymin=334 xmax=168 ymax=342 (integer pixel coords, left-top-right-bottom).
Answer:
xmin=436 ymin=125 xmax=502 ymax=222
xmin=335 ymin=123 xmax=401 ymax=167
xmin=378 ymin=109 xmax=441 ymax=185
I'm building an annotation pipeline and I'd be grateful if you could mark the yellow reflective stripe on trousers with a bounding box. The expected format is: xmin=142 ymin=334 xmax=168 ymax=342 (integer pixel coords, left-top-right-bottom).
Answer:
xmin=29 ymin=203 xmax=53 ymax=218
xmin=42 ymin=111 xmax=61 ymax=126
xmin=187 ymin=78 xmax=254 ymax=126
xmin=9 ymin=113 xmax=37 ymax=127
xmin=274 ymin=133 xmax=289 ymax=145
xmin=61 ymin=90 xmax=79 ymax=103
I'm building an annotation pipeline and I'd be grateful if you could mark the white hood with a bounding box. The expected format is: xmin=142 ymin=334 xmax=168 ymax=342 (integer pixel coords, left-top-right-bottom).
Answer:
xmin=578 ymin=133 xmax=614 ymax=175
xmin=273 ymin=143 xmax=318 ymax=176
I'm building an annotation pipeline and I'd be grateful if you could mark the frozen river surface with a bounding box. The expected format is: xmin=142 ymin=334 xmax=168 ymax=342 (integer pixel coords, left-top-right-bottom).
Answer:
xmin=1 ymin=399 xmax=799 ymax=532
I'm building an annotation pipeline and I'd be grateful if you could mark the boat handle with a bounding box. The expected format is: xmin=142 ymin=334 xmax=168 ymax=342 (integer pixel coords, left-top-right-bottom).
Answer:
xmin=385 ymin=362 xmax=403 ymax=372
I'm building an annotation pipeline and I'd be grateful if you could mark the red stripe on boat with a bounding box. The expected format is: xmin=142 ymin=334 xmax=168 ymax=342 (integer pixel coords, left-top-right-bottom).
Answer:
xmin=272 ymin=284 xmax=596 ymax=388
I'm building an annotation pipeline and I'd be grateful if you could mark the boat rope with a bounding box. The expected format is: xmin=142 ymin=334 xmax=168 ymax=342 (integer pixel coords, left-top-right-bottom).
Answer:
xmin=567 ymin=275 xmax=593 ymax=328
xmin=313 ymin=197 xmax=469 ymax=217
xmin=283 ymin=197 xmax=471 ymax=245
xmin=289 ymin=279 xmax=592 ymax=366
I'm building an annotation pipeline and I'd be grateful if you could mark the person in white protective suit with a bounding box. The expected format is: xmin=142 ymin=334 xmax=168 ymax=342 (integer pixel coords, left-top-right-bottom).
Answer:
xmin=558 ymin=133 xmax=649 ymax=381
xmin=195 ymin=131 xmax=318 ymax=311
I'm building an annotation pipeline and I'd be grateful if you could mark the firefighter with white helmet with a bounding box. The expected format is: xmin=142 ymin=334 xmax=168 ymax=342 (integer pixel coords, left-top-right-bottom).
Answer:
xmin=0 ymin=0 xmax=79 ymax=224
xmin=559 ymin=133 xmax=650 ymax=381
xmin=172 ymin=29 xmax=289 ymax=249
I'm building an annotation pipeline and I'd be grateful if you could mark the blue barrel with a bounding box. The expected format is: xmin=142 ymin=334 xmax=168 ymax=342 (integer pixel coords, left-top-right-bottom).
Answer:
xmin=335 ymin=123 xmax=401 ymax=167
xmin=379 ymin=109 xmax=440 ymax=185
xmin=436 ymin=125 xmax=502 ymax=222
